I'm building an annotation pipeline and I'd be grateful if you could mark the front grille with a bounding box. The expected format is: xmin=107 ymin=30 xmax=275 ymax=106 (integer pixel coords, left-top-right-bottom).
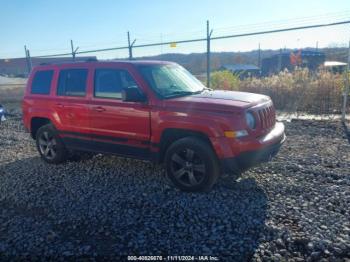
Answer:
xmin=256 ymin=104 xmax=275 ymax=130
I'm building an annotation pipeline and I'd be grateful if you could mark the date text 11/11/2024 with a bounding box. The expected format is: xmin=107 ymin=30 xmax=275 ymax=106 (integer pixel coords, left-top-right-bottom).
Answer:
xmin=127 ymin=255 xmax=219 ymax=261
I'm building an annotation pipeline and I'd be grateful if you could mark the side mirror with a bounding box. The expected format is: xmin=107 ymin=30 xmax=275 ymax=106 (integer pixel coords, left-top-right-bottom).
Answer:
xmin=121 ymin=87 xmax=147 ymax=102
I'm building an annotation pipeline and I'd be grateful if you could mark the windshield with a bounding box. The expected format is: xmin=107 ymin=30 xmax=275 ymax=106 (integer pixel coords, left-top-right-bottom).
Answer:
xmin=138 ymin=64 xmax=206 ymax=99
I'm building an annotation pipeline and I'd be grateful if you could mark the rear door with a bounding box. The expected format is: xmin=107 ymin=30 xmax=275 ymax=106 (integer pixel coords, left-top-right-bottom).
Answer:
xmin=53 ymin=67 xmax=91 ymax=147
xmin=88 ymin=65 xmax=151 ymax=159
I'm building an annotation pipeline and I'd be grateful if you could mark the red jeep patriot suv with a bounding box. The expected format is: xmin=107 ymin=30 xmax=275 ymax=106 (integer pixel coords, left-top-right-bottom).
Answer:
xmin=22 ymin=60 xmax=285 ymax=192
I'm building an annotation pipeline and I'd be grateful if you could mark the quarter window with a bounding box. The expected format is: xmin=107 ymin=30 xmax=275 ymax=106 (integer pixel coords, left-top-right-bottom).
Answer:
xmin=31 ymin=70 xmax=53 ymax=95
xmin=57 ymin=69 xmax=88 ymax=97
xmin=94 ymin=69 xmax=139 ymax=99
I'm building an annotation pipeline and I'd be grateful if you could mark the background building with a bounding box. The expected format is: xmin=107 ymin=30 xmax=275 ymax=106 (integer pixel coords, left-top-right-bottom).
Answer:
xmin=261 ymin=50 xmax=325 ymax=75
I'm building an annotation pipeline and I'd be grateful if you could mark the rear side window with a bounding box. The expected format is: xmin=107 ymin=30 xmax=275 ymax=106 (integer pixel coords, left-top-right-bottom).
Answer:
xmin=94 ymin=68 xmax=138 ymax=99
xmin=31 ymin=70 xmax=53 ymax=95
xmin=57 ymin=69 xmax=88 ymax=97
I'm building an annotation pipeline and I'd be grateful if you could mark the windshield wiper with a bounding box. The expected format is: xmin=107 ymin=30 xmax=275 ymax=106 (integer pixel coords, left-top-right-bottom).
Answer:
xmin=165 ymin=90 xmax=195 ymax=98
xmin=168 ymin=89 xmax=207 ymax=98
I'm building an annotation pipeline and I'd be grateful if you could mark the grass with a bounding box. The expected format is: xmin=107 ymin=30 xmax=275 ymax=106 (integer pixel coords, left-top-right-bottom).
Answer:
xmin=210 ymin=68 xmax=348 ymax=115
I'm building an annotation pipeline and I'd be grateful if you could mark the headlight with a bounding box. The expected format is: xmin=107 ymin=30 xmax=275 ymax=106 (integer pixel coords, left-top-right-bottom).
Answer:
xmin=0 ymin=108 xmax=4 ymax=113
xmin=245 ymin=112 xmax=256 ymax=129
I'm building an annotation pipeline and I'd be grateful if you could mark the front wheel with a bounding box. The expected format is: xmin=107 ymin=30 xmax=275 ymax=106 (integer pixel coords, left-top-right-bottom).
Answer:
xmin=164 ymin=137 xmax=220 ymax=192
xmin=36 ymin=124 xmax=68 ymax=164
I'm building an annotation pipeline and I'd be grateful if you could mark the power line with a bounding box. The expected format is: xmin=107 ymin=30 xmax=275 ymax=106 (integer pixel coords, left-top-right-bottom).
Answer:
xmin=211 ymin=20 xmax=350 ymax=41
xmin=110 ymin=11 xmax=350 ymax=48
xmin=8 ymin=18 xmax=350 ymax=59
xmin=72 ymin=19 xmax=350 ymax=55
xmin=99 ymin=11 xmax=350 ymax=49
xmin=214 ymin=11 xmax=350 ymax=33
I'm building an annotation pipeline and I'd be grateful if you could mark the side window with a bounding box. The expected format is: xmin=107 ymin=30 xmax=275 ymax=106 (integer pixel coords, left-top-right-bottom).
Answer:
xmin=94 ymin=68 xmax=139 ymax=99
xmin=57 ymin=69 xmax=88 ymax=97
xmin=31 ymin=70 xmax=53 ymax=95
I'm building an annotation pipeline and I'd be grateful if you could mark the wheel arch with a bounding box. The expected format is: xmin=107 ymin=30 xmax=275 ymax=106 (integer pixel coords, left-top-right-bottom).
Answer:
xmin=30 ymin=117 xmax=52 ymax=139
xmin=158 ymin=128 xmax=215 ymax=163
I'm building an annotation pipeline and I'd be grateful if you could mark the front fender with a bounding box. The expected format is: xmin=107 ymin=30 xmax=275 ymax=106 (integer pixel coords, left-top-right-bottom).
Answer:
xmin=151 ymin=108 xmax=246 ymax=156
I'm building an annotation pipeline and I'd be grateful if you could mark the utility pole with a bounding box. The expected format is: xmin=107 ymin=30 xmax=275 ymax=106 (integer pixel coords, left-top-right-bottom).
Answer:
xmin=316 ymin=41 xmax=319 ymax=52
xmin=26 ymin=49 xmax=32 ymax=71
xmin=127 ymin=31 xmax=136 ymax=60
xmin=71 ymin=40 xmax=75 ymax=61
xmin=70 ymin=40 xmax=79 ymax=61
xmin=206 ymin=20 xmax=213 ymax=88
xmin=278 ymin=48 xmax=282 ymax=72
xmin=24 ymin=45 xmax=32 ymax=75
xmin=258 ymin=43 xmax=261 ymax=69
xmin=341 ymin=40 xmax=350 ymax=122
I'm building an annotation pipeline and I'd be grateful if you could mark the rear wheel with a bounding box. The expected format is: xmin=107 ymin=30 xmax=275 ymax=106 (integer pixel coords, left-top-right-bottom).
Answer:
xmin=36 ymin=124 xmax=67 ymax=164
xmin=165 ymin=137 xmax=220 ymax=192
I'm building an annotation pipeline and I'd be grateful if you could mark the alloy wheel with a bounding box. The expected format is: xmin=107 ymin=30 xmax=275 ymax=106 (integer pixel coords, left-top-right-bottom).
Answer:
xmin=38 ymin=131 xmax=57 ymax=160
xmin=170 ymin=148 xmax=206 ymax=187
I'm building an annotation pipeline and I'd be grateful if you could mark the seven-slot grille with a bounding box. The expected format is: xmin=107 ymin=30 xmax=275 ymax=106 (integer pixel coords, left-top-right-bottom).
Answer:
xmin=256 ymin=104 xmax=276 ymax=130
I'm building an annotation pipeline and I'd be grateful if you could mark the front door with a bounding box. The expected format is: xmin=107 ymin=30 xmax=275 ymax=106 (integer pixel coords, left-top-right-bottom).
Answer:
xmin=89 ymin=66 xmax=151 ymax=159
xmin=54 ymin=68 xmax=91 ymax=148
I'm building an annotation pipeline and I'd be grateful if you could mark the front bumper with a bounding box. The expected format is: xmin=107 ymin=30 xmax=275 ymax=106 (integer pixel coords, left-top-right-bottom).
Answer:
xmin=221 ymin=123 xmax=286 ymax=173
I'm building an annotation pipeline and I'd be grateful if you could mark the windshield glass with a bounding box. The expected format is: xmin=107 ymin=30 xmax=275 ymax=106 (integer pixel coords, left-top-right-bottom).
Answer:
xmin=138 ymin=64 xmax=206 ymax=99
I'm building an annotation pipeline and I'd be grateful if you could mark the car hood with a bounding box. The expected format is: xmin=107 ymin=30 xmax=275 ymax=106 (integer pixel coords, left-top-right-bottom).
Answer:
xmin=162 ymin=90 xmax=270 ymax=113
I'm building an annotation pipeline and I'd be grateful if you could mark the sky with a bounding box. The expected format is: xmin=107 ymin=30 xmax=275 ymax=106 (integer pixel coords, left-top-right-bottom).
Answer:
xmin=1 ymin=0 xmax=350 ymax=59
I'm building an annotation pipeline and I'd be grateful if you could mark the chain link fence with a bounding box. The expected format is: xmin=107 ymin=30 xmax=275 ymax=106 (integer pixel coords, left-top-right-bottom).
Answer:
xmin=1 ymin=17 xmax=350 ymax=139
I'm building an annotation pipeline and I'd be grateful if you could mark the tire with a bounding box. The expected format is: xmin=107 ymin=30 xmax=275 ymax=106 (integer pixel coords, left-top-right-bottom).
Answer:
xmin=164 ymin=137 xmax=220 ymax=192
xmin=36 ymin=124 xmax=68 ymax=164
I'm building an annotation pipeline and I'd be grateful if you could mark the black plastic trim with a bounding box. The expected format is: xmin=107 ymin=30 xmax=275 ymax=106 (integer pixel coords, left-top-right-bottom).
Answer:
xmin=62 ymin=136 xmax=153 ymax=161
xmin=59 ymin=131 xmax=128 ymax=143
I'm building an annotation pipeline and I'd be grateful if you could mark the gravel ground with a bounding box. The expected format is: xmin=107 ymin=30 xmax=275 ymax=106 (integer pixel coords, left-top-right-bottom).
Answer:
xmin=0 ymin=104 xmax=349 ymax=261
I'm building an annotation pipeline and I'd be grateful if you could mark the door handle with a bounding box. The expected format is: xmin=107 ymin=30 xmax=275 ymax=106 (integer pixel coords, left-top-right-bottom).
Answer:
xmin=93 ymin=106 xmax=106 ymax=112
xmin=56 ymin=103 xmax=64 ymax=108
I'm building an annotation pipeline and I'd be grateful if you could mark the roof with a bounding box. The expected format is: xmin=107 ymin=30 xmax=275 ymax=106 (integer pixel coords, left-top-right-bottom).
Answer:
xmin=222 ymin=64 xmax=260 ymax=71
xmin=102 ymin=59 xmax=176 ymax=65
xmin=0 ymin=56 xmax=97 ymax=66
xmin=324 ymin=61 xmax=347 ymax=67
xmin=35 ymin=59 xmax=176 ymax=68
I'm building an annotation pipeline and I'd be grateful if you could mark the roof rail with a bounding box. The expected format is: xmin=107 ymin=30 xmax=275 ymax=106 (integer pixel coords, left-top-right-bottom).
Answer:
xmin=39 ymin=62 xmax=51 ymax=65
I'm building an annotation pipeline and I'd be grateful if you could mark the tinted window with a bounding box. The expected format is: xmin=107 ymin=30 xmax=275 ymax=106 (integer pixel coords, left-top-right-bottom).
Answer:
xmin=31 ymin=70 xmax=53 ymax=95
xmin=57 ymin=69 xmax=88 ymax=97
xmin=94 ymin=69 xmax=138 ymax=99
